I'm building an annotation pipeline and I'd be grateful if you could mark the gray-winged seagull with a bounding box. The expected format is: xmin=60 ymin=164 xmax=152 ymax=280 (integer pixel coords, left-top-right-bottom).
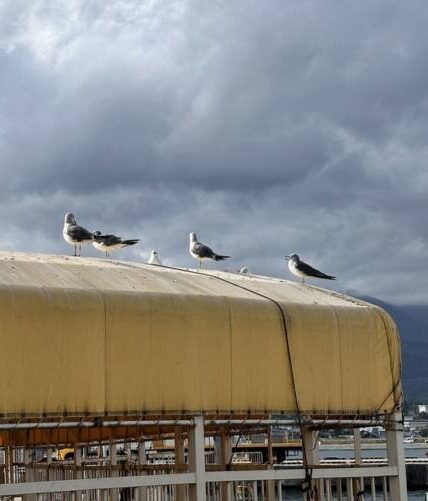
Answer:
xmin=189 ymin=232 xmax=230 ymax=268
xmin=93 ymin=231 xmax=139 ymax=258
xmin=285 ymin=254 xmax=336 ymax=284
xmin=63 ymin=212 xmax=94 ymax=256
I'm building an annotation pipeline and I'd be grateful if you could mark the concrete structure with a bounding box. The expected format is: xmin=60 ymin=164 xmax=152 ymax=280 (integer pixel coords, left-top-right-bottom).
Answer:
xmin=0 ymin=251 xmax=407 ymax=499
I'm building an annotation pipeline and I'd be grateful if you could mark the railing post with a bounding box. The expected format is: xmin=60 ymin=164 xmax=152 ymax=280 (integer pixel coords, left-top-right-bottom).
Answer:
xmin=175 ymin=427 xmax=186 ymax=501
xmin=302 ymin=427 xmax=319 ymax=465
xmin=302 ymin=426 xmax=318 ymax=496
xmin=135 ymin=438 xmax=147 ymax=501
xmin=110 ymin=442 xmax=119 ymax=501
xmin=386 ymin=412 xmax=408 ymax=501
xmin=337 ymin=478 xmax=343 ymax=501
xmin=188 ymin=415 xmax=206 ymax=501
xmin=354 ymin=428 xmax=362 ymax=466
xmin=266 ymin=427 xmax=275 ymax=501
xmin=5 ymin=445 xmax=13 ymax=484
xmin=218 ymin=426 xmax=231 ymax=501
xmin=73 ymin=445 xmax=82 ymax=501
xmin=23 ymin=448 xmax=35 ymax=501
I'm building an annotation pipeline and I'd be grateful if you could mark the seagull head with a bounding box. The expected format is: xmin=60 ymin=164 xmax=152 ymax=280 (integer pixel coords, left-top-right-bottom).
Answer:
xmin=189 ymin=232 xmax=197 ymax=243
xmin=92 ymin=230 xmax=103 ymax=241
xmin=285 ymin=254 xmax=299 ymax=263
xmin=65 ymin=213 xmax=76 ymax=225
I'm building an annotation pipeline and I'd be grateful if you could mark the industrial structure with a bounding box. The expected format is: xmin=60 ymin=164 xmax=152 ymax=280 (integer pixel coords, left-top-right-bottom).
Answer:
xmin=0 ymin=251 xmax=407 ymax=499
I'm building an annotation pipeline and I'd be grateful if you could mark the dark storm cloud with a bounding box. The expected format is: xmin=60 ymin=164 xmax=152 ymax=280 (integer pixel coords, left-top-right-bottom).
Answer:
xmin=0 ymin=0 xmax=427 ymax=303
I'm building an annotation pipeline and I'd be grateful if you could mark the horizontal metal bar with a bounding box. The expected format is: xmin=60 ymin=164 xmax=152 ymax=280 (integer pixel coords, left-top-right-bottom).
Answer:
xmin=312 ymin=466 xmax=398 ymax=479
xmin=102 ymin=420 xmax=194 ymax=427
xmin=206 ymin=420 xmax=294 ymax=425
xmin=0 ymin=422 xmax=95 ymax=430
xmin=206 ymin=469 xmax=305 ymax=482
xmin=0 ymin=465 xmax=398 ymax=496
xmin=0 ymin=417 xmax=385 ymax=431
xmin=0 ymin=420 xmax=194 ymax=430
xmin=206 ymin=419 xmax=385 ymax=426
xmin=0 ymin=473 xmax=196 ymax=496
xmin=206 ymin=466 xmax=398 ymax=482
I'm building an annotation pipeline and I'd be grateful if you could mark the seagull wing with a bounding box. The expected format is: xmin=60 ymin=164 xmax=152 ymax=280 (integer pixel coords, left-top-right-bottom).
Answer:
xmin=94 ymin=234 xmax=122 ymax=246
xmin=298 ymin=260 xmax=336 ymax=280
xmin=67 ymin=224 xmax=94 ymax=242
xmin=193 ymin=242 xmax=216 ymax=259
xmin=212 ymin=253 xmax=230 ymax=261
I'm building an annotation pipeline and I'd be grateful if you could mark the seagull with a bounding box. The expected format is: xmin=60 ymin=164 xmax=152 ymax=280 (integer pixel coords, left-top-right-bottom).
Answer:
xmin=189 ymin=232 xmax=230 ymax=269
xmin=148 ymin=250 xmax=162 ymax=265
xmin=285 ymin=254 xmax=336 ymax=284
xmin=239 ymin=266 xmax=250 ymax=274
xmin=92 ymin=231 xmax=139 ymax=258
xmin=63 ymin=212 xmax=95 ymax=256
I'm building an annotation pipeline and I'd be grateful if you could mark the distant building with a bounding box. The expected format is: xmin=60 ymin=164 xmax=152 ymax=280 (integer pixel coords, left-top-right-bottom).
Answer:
xmin=414 ymin=404 xmax=428 ymax=415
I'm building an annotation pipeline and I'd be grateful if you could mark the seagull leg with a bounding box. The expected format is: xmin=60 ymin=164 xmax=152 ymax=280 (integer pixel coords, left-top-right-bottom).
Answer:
xmin=74 ymin=245 xmax=77 ymax=257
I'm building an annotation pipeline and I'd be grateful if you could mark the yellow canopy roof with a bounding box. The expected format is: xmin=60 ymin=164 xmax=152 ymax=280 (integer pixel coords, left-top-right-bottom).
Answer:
xmin=0 ymin=252 xmax=401 ymax=417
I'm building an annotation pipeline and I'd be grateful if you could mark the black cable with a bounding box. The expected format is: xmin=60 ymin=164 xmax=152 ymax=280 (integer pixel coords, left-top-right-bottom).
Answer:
xmin=371 ymin=307 xmax=402 ymax=413
xmin=107 ymin=262 xmax=320 ymax=496
xmin=138 ymin=264 xmax=314 ymax=489
xmin=374 ymin=379 xmax=403 ymax=418
xmin=227 ymin=417 xmax=247 ymax=467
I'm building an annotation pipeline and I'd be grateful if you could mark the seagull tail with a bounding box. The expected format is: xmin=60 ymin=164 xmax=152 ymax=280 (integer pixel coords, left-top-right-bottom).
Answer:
xmin=213 ymin=254 xmax=230 ymax=261
xmin=123 ymin=239 xmax=140 ymax=246
xmin=318 ymin=272 xmax=336 ymax=280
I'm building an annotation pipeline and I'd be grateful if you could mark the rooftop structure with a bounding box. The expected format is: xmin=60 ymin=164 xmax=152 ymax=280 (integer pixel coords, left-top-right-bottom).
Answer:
xmin=0 ymin=252 xmax=407 ymax=500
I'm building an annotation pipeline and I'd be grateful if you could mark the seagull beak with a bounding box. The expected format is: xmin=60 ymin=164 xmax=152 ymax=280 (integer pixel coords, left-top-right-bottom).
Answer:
xmin=285 ymin=255 xmax=290 ymax=260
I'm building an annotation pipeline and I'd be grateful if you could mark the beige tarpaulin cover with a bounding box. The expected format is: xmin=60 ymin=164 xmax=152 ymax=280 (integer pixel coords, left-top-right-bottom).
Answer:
xmin=0 ymin=252 xmax=401 ymax=417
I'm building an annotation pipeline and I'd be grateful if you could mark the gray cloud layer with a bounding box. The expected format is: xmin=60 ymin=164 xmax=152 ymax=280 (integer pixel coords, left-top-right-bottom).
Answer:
xmin=1 ymin=0 xmax=427 ymax=303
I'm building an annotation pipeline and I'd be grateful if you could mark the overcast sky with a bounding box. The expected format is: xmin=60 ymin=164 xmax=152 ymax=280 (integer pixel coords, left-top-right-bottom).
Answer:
xmin=0 ymin=0 xmax=427 ymax=304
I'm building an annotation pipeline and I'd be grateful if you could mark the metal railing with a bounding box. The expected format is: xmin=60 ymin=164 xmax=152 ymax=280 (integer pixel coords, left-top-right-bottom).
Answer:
xmin=0 ymin=466 xmax=397 ymax=500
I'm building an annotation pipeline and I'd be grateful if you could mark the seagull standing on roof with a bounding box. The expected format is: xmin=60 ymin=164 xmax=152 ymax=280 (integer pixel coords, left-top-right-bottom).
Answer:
xmin=189 ymin=232 xmax=230 ymax=269
xmin=92 ymin=231 xmax=139 ymax=258
xmin=285 ymin=254 xmax=336 ymax=284
xmin=63 ymin=213 xmax=95 ymax=256
xmin=239 ymin=266 xmax=250 ymax=274
xmin=148 ymin=250 xmax=162 ymax=265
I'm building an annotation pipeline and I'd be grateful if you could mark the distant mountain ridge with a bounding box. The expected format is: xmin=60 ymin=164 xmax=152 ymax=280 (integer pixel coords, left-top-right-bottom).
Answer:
xmin=359 ymin=296 xmax=428 ymax=403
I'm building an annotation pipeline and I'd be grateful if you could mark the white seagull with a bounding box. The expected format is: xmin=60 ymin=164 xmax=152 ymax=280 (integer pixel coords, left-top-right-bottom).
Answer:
xmin=93 ymin=231 xmax=139 ymax=258
xmin=148 ymin=250 xmax=162 ymax=265
xmin=285 ymin=254 xmax=336 ymax=284
xmin=239 ymin=266 xmax=251 ymax=274
xmin=63 ymin=213 xmax=94 ymax=256
xmin=189 ymin=232 xmax=230 ymax=269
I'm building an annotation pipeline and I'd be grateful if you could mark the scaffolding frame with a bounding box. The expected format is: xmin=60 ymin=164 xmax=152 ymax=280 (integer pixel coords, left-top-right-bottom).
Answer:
xmin=0 ymin=412 xmax=408 ymax=500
